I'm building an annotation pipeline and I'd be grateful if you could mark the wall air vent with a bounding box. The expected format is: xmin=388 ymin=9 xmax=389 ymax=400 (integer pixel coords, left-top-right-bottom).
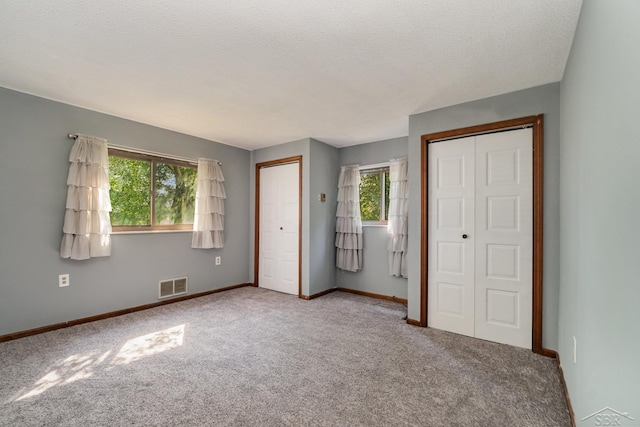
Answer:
xmin=159 ymin=276 xmax=188 ymax=299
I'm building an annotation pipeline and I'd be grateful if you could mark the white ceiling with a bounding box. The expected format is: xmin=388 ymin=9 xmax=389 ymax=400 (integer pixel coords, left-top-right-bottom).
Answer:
xmin=0 ymin=1 xmax=582 ymax=150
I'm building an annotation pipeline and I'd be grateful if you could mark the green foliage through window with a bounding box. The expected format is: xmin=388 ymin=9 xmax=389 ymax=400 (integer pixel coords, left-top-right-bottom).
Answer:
xmin=154 ymin=163 xmax=197 ymax=225
xmin=108 ymin=149 xmax=197 ymax=230
xmin=109 ymin=156 xmax=151 ymax=226
xmin=359 ymin=167 xmax=390 ymax=223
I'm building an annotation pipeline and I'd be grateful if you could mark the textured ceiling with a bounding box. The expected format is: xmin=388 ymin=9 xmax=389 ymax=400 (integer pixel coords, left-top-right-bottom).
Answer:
xmin=0 ymin=1 xmax=582 ymax=150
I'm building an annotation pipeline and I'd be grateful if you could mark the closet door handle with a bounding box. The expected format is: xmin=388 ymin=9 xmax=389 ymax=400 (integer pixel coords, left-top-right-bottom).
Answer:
xmin=280 ymin=227 xmax=283 ymax=230
xmin=462 ymin=234 xmax=468 ymax=239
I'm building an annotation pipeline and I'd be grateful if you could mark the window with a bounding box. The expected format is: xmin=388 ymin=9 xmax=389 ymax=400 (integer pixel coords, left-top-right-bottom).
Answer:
xmin=108 ymin=149 xmax=197 ymax=232
xmin=359 ymin=164 xmax=390 ymax=224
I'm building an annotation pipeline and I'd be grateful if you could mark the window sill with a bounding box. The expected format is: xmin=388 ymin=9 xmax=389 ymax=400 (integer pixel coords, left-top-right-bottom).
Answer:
xmin=362 ymin=223 xmax=388 ymax=227
xmin=111 ymin=229 xmax=193 ymax=235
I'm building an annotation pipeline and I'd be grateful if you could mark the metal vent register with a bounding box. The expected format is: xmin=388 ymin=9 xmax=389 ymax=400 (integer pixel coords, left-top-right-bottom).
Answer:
xmin=159 ymin=277 xmax=188 ymax=299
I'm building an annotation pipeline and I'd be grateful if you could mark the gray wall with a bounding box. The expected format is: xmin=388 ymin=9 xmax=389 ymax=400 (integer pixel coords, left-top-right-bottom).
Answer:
xmin=250 ymin=138 xmax=339 ymax=297
xmin=0 ymin=87 xmax=251 ymax=336
xmin=407 ymin=83 xmax=561 ymax=350
xmin=309 ymin=139 xmax=339 ymax=295
xmin=558 ymin=1 xmax=640 ymax=423
xmin=337 ymin=136 xmax=408 ymax=299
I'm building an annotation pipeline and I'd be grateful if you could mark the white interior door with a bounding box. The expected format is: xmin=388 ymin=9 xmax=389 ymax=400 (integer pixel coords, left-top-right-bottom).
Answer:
xmin=427 ymin=136 xmax=476 ymax=336
xmin=428 ymin=128 xmax=533 ymax=349
xmin=474 ymin=129 xmax=532 ymax=348
xmin=259 ymin=162 xmax=299 ymax=295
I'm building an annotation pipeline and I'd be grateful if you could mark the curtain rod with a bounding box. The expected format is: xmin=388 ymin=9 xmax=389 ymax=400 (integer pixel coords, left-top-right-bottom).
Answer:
xmin=67 ymin=133 xmax=222 ymax=165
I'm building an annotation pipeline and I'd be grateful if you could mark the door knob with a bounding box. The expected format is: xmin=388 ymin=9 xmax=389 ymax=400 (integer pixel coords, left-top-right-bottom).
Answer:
xmin=462 ymin=234 xmax=468 ymax=239
xmin=280 ymin=227 xmax=283 ymax=230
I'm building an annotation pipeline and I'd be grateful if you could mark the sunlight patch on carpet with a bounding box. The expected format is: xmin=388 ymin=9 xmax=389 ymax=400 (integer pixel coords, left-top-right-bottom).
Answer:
xmin=113 ymin=324 xmax=185 ymax=365
xmin=16 ymin=350 xmax=112 ymax=401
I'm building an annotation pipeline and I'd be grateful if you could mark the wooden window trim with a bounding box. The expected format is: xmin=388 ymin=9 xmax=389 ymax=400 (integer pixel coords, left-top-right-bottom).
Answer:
xmin=108 ymin=148 xmax=197 ymax=232
xmin=108 ymin=149 xmax=196 ymax=168
xmin=360 ymin=164 xmax=390 ymax=225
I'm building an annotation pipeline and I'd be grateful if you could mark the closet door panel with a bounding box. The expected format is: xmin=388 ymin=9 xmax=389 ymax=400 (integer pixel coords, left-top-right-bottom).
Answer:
xmin=427 ymin=136 xmax=476 ymax=337
xmin=259 ymin=162 xmax=299 ymax=295
xmin=475 ymin=128 xmax=533 ymax=349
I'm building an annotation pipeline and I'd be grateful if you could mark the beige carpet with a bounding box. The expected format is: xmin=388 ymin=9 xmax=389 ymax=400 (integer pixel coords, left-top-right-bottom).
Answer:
xmin=0 ymin=287 xmax=571 ymax=426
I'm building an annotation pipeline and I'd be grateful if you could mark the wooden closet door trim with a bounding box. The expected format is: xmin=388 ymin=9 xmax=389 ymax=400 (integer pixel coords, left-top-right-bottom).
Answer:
xmin=254 ymin=156 xmax=303 ymax=297
xmin=420 ymin=115 xmax=545 ymax=355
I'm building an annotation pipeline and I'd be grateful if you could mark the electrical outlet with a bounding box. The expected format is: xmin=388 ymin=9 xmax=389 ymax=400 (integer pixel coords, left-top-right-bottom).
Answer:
xmin=59 ymin=274 xmax=70 ymax=287
xmin=572 ymin=336 xmax=577 ymax=363
xmin=215 ymin=256 xmax=221 ymax=265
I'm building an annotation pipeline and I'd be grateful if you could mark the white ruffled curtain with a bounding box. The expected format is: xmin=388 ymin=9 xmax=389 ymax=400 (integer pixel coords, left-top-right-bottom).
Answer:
xmin=387 ymin=157 xmax=408 ymax=278
xmin=336 ymin=165 xmax=363 ymax=272
xmin=60 ymin=134 xmax=112 ymax=260
xmin=191 ymin=159 xmax=225 ymax=249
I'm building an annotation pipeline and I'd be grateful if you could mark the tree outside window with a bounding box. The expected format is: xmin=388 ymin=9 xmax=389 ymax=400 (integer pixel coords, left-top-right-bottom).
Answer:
xmin=359 ymin=165 xmax=390 ymax=224
xmin=108 ymin=149 xmax=196 ymax=231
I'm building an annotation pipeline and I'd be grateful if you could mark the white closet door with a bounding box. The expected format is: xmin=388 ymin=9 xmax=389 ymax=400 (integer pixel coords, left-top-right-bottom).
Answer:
xmin=475 ymin=128 xmax=532 ymax=348
xmin=428 ymin=136 xmax=476 ymax=337
xmin=427 ymin=128 xmax=533 ymax=349
xmin=259 ymin=162 xmax=299 ymax=295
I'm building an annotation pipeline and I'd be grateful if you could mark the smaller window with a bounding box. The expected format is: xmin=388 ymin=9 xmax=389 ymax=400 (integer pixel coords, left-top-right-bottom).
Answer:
xmin=359 ymin=164 xmax=390 ymax=225
xmin=109 ymin=149 xmax=197 ymax=232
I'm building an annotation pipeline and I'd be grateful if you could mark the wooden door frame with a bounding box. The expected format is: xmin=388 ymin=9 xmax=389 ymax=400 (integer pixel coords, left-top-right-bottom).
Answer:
xmin=254 ymin=156 xmax=303 ymax=297
xmin=420 ymin=115 xmax=549 ymax=355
